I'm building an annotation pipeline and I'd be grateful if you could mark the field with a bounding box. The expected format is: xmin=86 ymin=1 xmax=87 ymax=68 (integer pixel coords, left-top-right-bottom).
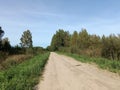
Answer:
xmin=0 ymin=52 xmax=49 ymax=90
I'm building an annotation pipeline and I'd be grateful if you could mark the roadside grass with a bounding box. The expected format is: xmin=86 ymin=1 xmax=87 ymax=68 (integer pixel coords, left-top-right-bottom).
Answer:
xmin=0 ymin=52 xmax=50 ymax=90
xmin=58 ymin=52 xmax=120 ymax=75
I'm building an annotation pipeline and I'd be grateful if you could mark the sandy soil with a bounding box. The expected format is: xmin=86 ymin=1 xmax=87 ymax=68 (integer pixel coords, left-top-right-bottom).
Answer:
xmin=37 ymin=52 xmax=120 ymax=90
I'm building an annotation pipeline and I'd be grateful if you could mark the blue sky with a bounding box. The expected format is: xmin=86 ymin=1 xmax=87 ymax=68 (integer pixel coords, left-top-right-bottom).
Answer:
xmin=0 ymin=0 xmax=120 ymax=47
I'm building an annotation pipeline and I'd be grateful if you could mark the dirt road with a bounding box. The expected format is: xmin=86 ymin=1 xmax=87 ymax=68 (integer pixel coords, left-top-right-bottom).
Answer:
xmin=37 ymin=52 xmax=120 ymax=90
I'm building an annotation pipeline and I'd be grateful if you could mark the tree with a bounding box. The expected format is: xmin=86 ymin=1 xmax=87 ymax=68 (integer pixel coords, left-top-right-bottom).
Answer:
xmin=50 ymin=28 xmax=120 ymax=60
xmin=78 ymin=29 xmax=90 ymax=49
xmin=51 ymin=29 xmax=70 ymax=51
xmin=1 ymin=37 xmax=11 ymax=52
xmin=116 ymin=34 xmax=120 ymax=60
xmin=20 ymin=30 xmax=33 ymax=48
xmin=0 ymin=27 xmax=4 ymax=40
xmin=101 ymin=34 xmax=120 ymax=60
xmin=70 ymin=31 xmax=79 ymax=53
xmin=0 ymin=27 xmax=5 ymax=50
xmin=88 ymin=34 xmax=102 ymax=57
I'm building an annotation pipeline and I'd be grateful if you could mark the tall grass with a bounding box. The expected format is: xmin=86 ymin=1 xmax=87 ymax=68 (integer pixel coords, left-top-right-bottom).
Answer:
xmin=0 ymin=52 xmax=49 ymax=90
xmin=0 ymin=55 xmax=32 ymax=70
xmin=60 ymin=52 xmax=120 ymax=74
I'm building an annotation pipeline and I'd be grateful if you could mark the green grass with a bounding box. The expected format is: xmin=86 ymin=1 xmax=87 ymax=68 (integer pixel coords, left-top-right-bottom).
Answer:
xmin=0 ymin=52 xmax=50 ymax=90
xmin=59 ymin=52 xmax=120 ymax=74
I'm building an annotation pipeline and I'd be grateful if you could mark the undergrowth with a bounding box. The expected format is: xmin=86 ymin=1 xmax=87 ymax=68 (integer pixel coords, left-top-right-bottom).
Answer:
xmin=0 ymin=52 xmax=50 ymax=90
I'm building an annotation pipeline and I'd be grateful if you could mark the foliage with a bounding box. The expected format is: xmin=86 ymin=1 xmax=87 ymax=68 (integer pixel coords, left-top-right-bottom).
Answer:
xmin=101 ymin=34 xmax=120 ymax=60
xmin=9 ymin=45 xmax=23 ymax=55
xmin=70 ymin=31 xmax=79 ymax=53
xmin=51 ymin=29 xmax=70 ymax=51
xmin=0 ymin=27 xmax=11 ymax=63
xmin=0 ymin=52 xmax=49 ymax=90
xmin=32 ymin=47 xmax=45 ymax=55
xmin=0 ymin=26 xmax=4 ymax=41
xmin=20 ymin=30 xmax=33 ymax=48
xmin=51 ymin=29 xmax=120 ymax=60
xmin=78 ymin=29 xmax=90 ymax=49
xmin=1 ymin=37 xmax=11 ymax=52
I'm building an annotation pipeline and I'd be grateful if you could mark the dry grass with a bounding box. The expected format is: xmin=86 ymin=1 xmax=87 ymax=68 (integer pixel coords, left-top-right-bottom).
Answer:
xmin=6 ymin=54 xmax=32 ymax=62
xmin=0 ymin=54 xmax=32 ymax=70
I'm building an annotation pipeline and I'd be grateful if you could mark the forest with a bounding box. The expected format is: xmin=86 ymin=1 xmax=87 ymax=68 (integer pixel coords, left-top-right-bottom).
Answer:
xmin=49 ymin=29 xmax=120 ymax=61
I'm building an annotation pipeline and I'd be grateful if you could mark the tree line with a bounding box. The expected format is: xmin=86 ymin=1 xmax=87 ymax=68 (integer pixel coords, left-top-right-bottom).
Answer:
xmin=1 ymin=26 xmax=120 ymax=61
xmin=0 ymin=27 xmax=44 ymax=62
xmin=0 ymin=27 xmax=33 ymax=53
xmin=49 ymin=29 xmax=120 ymax=60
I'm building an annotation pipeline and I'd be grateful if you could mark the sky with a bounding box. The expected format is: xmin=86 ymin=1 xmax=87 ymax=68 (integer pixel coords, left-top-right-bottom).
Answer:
xmin=0 ymin=0 xmax=120 ymax=47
